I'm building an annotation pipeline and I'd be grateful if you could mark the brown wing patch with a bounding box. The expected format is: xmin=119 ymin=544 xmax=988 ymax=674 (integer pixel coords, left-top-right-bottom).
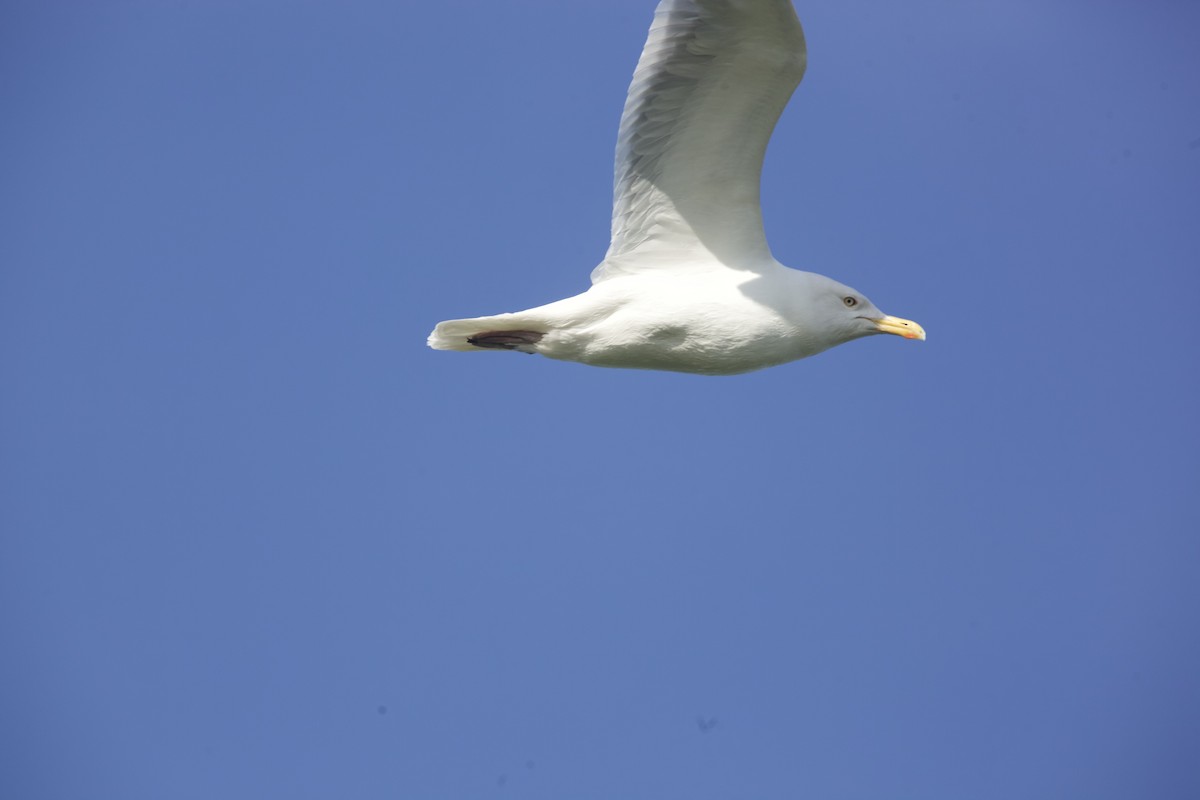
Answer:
xmin=466 ymin=330 xmax=545 ymax=351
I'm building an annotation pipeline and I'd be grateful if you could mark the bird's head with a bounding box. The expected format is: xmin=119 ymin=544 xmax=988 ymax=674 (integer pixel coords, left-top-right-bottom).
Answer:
xmin=803 ymin=274 xmax=926 ymax=346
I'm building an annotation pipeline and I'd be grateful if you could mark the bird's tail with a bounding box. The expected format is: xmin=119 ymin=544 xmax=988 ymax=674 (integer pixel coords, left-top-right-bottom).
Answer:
xmin=427 ymin=314 xmax=545 ymax=353
xmin=427 ymin=316 xmax=491 ymax=351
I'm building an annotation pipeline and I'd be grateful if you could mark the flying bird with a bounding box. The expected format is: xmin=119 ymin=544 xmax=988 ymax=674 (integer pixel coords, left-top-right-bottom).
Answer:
xmin=428 ymin=0 xmax=924 ymax=375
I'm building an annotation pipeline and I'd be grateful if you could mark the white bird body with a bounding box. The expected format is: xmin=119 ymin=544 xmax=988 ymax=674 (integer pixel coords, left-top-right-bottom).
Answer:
xmin=431 ymin=261 xmax=881 ymax=376
xmin=428 ymin=0 xmax=924 ymax=375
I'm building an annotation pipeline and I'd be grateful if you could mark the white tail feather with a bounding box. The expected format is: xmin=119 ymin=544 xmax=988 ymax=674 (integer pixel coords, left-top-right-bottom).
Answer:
xmin=427 ymin=312 xmax=535 ymax=351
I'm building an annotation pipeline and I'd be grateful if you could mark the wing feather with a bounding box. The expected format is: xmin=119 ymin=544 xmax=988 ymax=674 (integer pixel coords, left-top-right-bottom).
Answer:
xmin=593 ymin=0 xmax=806 ymax=282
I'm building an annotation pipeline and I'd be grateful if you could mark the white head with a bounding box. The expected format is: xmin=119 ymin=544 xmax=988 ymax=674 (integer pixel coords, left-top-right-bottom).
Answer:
xmin=794 ymin=272 xmax=925 ymax=351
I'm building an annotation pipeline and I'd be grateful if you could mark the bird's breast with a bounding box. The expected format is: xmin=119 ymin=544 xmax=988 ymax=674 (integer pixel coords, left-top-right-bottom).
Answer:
xmin=546 ymin=284 xmax=808 ymax=375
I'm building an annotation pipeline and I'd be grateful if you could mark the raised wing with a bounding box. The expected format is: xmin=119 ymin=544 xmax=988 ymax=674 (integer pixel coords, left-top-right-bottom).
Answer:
xmin=593 ymin=0 xmax=806 ymax=283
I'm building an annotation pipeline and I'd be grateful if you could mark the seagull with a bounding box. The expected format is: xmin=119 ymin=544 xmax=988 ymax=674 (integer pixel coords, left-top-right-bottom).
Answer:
xmin=428 ymin=0 xmax=924 ymax=376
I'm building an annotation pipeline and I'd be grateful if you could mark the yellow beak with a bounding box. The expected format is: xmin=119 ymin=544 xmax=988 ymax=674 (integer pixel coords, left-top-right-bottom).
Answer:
xmin=872 ymin=315 xmax=926 ymax=341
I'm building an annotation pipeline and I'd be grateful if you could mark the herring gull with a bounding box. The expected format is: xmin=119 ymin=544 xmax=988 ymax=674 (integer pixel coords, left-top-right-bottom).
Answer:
xmin=428 ymin=0 xmax=924 ymax=376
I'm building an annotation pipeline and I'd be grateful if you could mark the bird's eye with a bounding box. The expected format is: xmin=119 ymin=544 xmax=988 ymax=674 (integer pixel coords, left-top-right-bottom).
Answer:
xmin=843 ymin=296 xmax=858 ymax=308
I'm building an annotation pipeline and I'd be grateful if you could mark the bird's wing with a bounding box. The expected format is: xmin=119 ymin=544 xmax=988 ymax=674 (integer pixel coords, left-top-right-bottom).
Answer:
xmin=592 ymin=0 xmax=806 ymax=283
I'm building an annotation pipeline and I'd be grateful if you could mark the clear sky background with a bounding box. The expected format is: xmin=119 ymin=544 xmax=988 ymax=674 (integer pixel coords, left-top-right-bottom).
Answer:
xmin=3 ymin=1 xmax=1199 ymax=797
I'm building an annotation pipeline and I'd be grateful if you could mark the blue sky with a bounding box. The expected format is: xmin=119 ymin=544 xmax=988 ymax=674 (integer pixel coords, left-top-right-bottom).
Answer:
xmin=3 ymin=1 xmax=1199 ymax=797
